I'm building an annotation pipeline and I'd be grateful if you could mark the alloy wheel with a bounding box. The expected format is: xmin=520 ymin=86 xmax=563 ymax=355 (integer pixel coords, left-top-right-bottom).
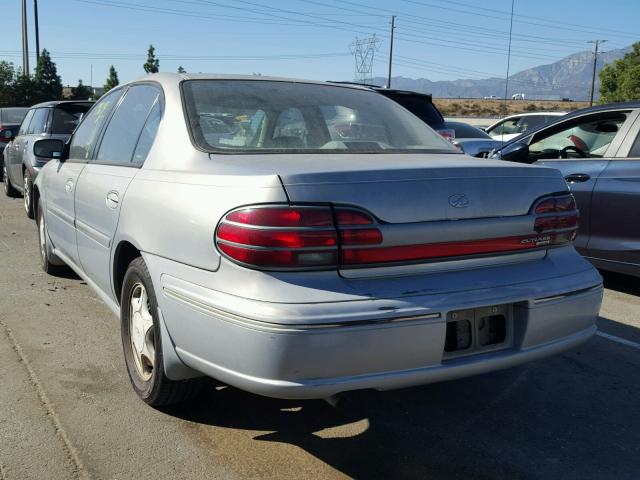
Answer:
xmin=129 ymin=283 xmax=156 ymax=381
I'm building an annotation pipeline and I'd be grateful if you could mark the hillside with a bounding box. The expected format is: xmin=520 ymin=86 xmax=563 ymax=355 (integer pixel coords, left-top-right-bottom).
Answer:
xmin=370 ymin=46 xmax=631 ymax=101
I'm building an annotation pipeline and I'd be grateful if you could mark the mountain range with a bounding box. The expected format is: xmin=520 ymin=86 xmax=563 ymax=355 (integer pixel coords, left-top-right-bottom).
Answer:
xmin=369 ymin=45 xmax=631 ymax=101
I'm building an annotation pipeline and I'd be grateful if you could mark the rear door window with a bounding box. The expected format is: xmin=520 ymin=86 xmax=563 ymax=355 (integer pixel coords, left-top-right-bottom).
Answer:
xmin=69 ymin=90 xmax=124 ymax=160
xmin=96 ymin=84 xmax=160 ymax=165
xmin=131 ymin=99 xmax=162 ymax=165
xmin=629 ymin=130 xmax=640 ymax=157
xmin=27 ymin=108 xmax=50 ymax=134
xmin=18 ymin=109 xmax=35 ymax=136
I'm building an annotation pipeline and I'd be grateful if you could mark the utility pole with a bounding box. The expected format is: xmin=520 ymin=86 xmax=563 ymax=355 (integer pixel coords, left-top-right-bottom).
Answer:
xmin=502 ymin=0 xmax=515 ymax=116
xmin=387 ymin=15 xmax=396 ymax=88
xmin=21 ymin=0 xmax=29 ymax=76
xmin=588 ymin=39 xmax=607 ymax=106
xmin=33 ymin=0 xmax=40 ymax=60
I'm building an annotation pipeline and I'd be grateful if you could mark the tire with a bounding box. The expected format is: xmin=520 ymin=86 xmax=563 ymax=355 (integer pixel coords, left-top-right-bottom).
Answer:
xmin=121 ymin=257 xmax=203 ymax=406
xmin=24 ymin=169 xmax=34 ymax=219
xmin=36 ymin=199 xmax=67 ymax=275
xmin=3 ymin=165 xmax=19 ymax=197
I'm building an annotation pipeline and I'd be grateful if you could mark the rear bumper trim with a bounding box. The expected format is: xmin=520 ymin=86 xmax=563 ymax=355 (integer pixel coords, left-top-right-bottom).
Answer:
xmin=162 ymin=285 xmax=441 ymax=332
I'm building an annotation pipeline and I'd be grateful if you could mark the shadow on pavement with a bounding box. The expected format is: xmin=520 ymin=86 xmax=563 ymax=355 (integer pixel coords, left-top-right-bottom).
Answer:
xmin=600 ymin=270 xmax=639 ymax=297
xmin=164 ymin=337 xmax=640 ymax=480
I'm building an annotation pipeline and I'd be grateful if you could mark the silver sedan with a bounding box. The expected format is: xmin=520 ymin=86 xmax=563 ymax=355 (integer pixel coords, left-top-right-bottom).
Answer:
xmin=33 ymin=74 xmax=602 ymax=406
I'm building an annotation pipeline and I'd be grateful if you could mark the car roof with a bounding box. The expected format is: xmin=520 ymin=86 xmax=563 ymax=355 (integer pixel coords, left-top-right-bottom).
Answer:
xmin=500 ymin=111 xmax=567 ymax=120
xmin=30 ymin=100 xmax=94 ymax=108
xmin=127 ymin=72 xmax=375 ymax=92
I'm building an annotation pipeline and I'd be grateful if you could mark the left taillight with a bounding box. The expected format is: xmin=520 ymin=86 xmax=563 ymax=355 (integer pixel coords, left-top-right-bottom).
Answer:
xmin=215 ymin=205 xmax=383 ymax=270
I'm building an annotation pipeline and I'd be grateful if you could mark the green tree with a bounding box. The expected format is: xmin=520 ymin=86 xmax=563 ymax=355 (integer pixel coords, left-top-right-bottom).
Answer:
xmin=104 ymin=65 xmax=119 ymax=93
xmin=0 ymin=61 xmax=16 ymax=107
xmin=177 ymin=65 xmax=186 ymax=74
xmin=599 ymin=42 xmax=640 ymax=103
xmin=143 ymin=45 xmax=160 ymax=74
xmin=11 ymin=69 xmax=39 ymax=107
xmin=34 ymin=49 xmax=63 ymax=102
xmin=71 ymin=79 xmax=91 ymax=100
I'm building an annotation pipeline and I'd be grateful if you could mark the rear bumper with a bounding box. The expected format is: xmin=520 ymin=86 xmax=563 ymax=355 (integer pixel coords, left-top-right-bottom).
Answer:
xmin=147 ymin=252 xmax=603 ymax=399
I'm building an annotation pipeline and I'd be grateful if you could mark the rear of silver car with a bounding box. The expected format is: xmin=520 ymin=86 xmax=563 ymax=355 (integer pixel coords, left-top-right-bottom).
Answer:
xmin=136 ymin=154 xmax=602 ymax=399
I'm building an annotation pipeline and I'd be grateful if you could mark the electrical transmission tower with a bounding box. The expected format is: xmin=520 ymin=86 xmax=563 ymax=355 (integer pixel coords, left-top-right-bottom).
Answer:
xmin=350 ymin=34 xmax=381 ymax=84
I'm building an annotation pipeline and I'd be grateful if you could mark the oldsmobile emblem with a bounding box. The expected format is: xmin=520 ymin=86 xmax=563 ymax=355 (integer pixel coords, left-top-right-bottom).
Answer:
xmin=448 ymin=194 xmax=469 ymax=208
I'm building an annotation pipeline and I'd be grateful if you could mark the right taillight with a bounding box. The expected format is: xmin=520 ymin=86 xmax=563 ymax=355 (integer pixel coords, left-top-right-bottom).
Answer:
xmin=533 ymin=194 xmax=579 ymax=245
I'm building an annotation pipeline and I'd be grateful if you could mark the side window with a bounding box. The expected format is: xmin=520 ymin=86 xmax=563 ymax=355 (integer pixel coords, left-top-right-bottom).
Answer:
xmin=18 ymin=109 xmax=35 ymax=136
xmin=96 ymin=85 xmax=160 ymax=165
xmin=489 ymin=119 xmax=518 ymax=136
xmin=629 ymin=130 xmax=640 ymax=158
xmin=131 ymin=99 xmax=162 ymax=165
xmin=27 ymin=108 xmax=49 ymax=134
xmin=529 ymin=113 xmax=628 ymax=160
xmin=69 ymin=89 xmax=124 ymax=160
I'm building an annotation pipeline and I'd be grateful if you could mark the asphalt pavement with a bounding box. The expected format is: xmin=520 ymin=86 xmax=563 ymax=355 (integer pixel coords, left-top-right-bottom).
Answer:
xmin=0 ymin=192 xmax=638 ymax=480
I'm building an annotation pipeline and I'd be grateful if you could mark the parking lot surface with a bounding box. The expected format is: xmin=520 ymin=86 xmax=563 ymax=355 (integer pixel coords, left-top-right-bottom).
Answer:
xmin=0 ymin=192 xmax=639 ymax=480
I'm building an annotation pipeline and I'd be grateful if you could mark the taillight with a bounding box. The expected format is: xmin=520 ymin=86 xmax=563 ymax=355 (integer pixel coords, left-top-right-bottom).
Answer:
xmin=216 ymin=196 xmax=579 ymax=270
xmin=532 ymin=194 xmax=579 ymax=243
xmin=216 ymin=205 xmax=338 ymax=268
xmin=216 ymin=205 xmax=383 ymax=270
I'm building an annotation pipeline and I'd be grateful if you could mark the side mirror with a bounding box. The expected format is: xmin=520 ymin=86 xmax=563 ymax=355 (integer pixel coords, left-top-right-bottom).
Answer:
xmin=496 ymin=141 xmax=530 ymax=163
xmin=34 ymin=138 xmax=65 ymax=160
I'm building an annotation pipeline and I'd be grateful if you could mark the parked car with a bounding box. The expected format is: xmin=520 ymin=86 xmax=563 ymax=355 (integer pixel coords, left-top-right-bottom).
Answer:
xmin=485 ymin=112 xmax=567 ymax=142
xmin=491 ymin=101 xmax=640 ymax=277
xmin=33 ymin=74 xmax=601 ymax=406
xmin=439 ymin=121 xmax=504 ymax=157
xmin=0 ymin=107 xmax=29 ymax=181
xmin=3 ymin=101 xmax=93 ymax=218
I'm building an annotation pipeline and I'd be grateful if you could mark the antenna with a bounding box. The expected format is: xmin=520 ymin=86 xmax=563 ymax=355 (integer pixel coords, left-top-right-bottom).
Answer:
xmin=350 ymin=34 xmax=382 ymax=85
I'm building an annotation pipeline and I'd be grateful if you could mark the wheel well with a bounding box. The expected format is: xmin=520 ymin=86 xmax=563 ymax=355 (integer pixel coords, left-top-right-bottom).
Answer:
xmin=113 ymin=241 xmax=141 ymax=304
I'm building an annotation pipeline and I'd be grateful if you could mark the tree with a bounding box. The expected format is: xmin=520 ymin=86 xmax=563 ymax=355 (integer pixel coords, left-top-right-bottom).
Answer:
xmin=0 ymin=61 xmax=16 ymax=106
xmin=11 ymin=70 xmax=39 ymax=107
xmin=104 ymin=65 xmax=119 ymax=93
xmin=71 ymin=79 xmax=91 ymax=100
xmin=34 ymin=49 xmax=63 ymax=102
xmin=177 ymin=65 xmax=186 ymax=74
xmin=143 ymin=45 xmax=160 ymax=74
xmin=599 ymin=42 xmax=640 ymax=103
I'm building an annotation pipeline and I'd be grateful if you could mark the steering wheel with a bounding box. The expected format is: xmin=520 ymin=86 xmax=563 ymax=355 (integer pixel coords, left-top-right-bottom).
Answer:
xmin=560 ymin=145 xmax=587 ymax=158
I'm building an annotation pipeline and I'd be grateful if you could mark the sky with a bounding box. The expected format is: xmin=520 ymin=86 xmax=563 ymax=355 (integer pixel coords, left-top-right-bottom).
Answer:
xmin=3 ymin=0 xmax=639 ymax=88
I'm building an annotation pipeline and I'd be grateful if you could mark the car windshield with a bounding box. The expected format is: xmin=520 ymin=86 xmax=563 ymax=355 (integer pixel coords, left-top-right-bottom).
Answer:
xmin=182 ymin=80 xmax=456 ymax=154
xmin=1 ymin=107 xmax=29 ymax=124
xmin=50 ymin=104 xmax=92 ymax=134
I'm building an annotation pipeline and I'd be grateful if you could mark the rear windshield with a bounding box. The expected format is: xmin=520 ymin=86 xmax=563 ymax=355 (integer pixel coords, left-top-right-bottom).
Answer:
xmin=375 ymin=91 xmax=444 ymax=127
xmin=182 ymin=80 xmax=456 ymax=154
xmin=50 ymin=104 xmax=92 ymax=134
xmin=1 ymin=107 xmax=29 ymax=125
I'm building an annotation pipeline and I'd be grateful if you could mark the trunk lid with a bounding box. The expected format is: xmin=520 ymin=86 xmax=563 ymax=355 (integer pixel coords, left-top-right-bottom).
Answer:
xmin=276 ymin=154 xmax=567 ymax=222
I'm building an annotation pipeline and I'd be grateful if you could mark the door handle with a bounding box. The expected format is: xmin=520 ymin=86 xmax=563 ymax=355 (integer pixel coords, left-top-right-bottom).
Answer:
xmin=106 ymin=191 xmax=119 ymax=209
xmin=564 ymin=173 xmax=591 ymax=183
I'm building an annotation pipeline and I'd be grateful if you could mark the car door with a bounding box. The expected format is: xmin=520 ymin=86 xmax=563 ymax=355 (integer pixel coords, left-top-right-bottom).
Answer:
xmin=6 ymin=108 xmax=34 ymax=185
xmin=74 ymin=84 xmax=162 ymax=300
xmin=45 ymin=90 xmax=124 ymax=266
xmin=587 ymin=111 xmax=640 ymax=273
xmin=526 ymin=110 xmax=634 ymax=254
xmin=20 ymin=107 xmax=50 ymax=177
